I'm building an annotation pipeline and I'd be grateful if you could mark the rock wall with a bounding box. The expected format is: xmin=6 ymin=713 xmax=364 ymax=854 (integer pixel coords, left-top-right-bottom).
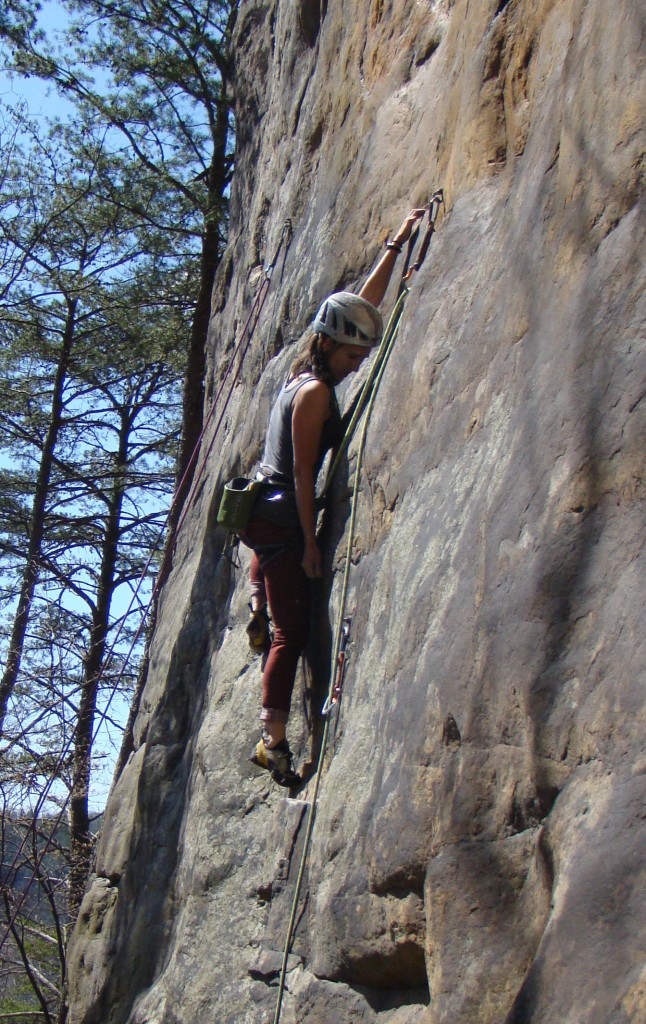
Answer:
xmin=66 ymin=1 xmax=645 ymax=1022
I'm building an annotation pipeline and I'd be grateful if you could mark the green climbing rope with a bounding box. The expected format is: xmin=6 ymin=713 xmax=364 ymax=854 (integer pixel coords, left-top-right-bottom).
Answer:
xmin=271 ymin=289 xmax=409 ymax=1024
xmin=271 ymin=191 xmax=443 ymax=1024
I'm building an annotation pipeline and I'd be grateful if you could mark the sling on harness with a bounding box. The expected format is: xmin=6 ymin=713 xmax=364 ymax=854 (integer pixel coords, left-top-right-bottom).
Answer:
xmin=271 ymin=190 xmax=444 ymax=1024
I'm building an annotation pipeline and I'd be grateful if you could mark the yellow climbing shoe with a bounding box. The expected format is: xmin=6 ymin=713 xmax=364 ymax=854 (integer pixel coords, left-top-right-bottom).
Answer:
xmin=250 ymin=737 xmax=300 ymax=788
xmin=246 ymin=606 xmax=271 ymax=656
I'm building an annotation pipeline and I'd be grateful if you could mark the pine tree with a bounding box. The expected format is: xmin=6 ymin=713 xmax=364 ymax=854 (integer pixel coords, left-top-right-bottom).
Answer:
xmin=0 ymin=110 xmax=186 ymax=1016
xmin=4 ymin=0 xmax=238 ymax=514
xmin=0 ymin=5 xmax=238 ymax=1011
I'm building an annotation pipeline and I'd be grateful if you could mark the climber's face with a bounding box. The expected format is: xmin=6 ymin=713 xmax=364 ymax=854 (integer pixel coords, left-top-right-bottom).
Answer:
xmin=325 ymin=341 xmax=369 ymax=383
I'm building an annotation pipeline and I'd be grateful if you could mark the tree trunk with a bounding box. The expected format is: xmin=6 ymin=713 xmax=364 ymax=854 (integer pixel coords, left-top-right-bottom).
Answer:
xmin=68 ymin=408 xmax=129 ymax=920
xmin=0 ymin=297 xmax=78 ymax=736
xmin=115 ymin=72 xmax=235 ymax=778
xmin=157 ymin=87 xmax=231 ymax=587
xmin=172 ymin=220 xmax=222 ymax=524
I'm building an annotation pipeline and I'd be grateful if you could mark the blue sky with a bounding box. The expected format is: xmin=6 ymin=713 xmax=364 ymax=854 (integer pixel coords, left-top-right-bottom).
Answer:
xmin=0 ymin=1 xmax=77 ymax=121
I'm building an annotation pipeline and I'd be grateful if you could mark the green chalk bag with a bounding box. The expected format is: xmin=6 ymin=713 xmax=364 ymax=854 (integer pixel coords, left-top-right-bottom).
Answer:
xmin=217 ymin=477 xmax=261 ymax=533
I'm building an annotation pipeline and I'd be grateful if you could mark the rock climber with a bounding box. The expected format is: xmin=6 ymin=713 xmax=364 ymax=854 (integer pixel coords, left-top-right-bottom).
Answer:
xmin=244 ymin=207 xmax=426 ymax=786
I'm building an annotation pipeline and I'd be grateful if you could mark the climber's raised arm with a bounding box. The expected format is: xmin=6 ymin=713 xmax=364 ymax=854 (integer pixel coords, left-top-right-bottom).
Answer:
xmin=359 ymin=208 xmax=427 ymax=307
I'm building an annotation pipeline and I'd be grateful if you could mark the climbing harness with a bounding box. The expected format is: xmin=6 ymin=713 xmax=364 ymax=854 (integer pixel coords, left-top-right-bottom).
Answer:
xmin=271 ymin=191 xmax=444 ymax=1024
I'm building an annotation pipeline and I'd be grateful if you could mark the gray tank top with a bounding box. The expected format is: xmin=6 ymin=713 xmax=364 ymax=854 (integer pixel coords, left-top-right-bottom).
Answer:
xmin=260 ymin=375 xmax=342 ymax=484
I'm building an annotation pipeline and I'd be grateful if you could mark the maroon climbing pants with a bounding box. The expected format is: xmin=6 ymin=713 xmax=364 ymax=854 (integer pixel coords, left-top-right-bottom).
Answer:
xmin=243 ymin=515 xmax=310 ymax=723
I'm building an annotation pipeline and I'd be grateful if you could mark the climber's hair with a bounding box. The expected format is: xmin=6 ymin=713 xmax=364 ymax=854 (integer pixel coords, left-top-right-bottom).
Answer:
xmin=288 ymin=330 xmax=338 ymax=387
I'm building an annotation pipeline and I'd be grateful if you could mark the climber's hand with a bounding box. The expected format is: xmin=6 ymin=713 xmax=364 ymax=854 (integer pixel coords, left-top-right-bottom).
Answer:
xmin=302 ymin=538 xmax=323 ymax=579
xmin=393 ymin=208 xmax=427 ymax=247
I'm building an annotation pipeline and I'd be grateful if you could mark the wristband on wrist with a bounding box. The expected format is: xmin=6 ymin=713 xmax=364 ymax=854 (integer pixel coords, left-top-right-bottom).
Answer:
xmin=385 ymin=239 xmax=402 ymax=254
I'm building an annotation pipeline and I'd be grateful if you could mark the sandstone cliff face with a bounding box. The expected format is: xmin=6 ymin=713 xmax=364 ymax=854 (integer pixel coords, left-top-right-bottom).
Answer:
xmin=66 ymin=2 xmax=645 ymax=1022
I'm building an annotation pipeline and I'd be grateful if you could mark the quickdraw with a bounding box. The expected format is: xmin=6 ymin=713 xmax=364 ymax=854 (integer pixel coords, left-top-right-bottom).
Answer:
xmin=321 ymin=616 xmax=351 ymax=716
xmin=399 ymin=189 xmax=444 ymax=293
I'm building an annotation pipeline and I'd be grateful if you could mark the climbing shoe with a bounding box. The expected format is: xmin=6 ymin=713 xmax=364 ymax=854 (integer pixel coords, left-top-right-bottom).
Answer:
xmin=250 ymin=737 xmax=300 ymax=788
xmin=246 ymin=606 xmax=272 ymax=656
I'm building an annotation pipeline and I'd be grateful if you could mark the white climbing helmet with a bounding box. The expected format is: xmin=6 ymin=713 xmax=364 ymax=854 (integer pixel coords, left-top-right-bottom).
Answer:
xmin=313 ymin=291 xmax=383 ymax=348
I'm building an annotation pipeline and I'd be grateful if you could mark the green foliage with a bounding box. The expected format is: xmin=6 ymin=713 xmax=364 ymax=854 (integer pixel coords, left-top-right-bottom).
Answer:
xmin=0 ymin=103 xmax=186 ymax=637
xmin=4 ymin=0 xmax=236 ymax=239
xmin=0 ymin=1 xmax=42 ymax=50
